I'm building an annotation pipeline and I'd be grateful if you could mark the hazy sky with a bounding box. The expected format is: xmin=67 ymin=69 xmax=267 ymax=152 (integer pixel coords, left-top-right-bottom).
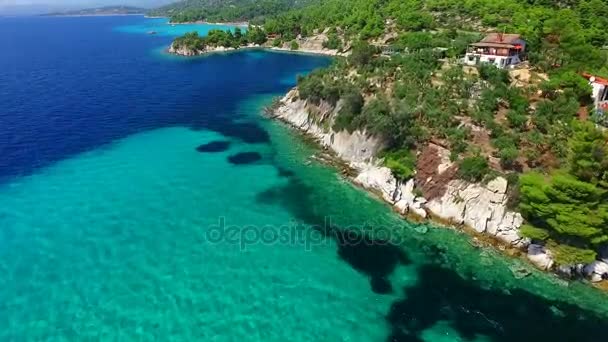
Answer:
xmin=0 ymin=0 xmax=176 ymax=12
xmin=1 ymin=0 xmax=173 ymax=5
xmin=0 ymin=0 xmax=176 ymax=6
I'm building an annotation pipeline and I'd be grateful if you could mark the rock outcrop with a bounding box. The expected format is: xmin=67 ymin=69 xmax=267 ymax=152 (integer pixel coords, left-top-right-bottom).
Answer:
xmin=168 ymin=42 xmax=205 ymax=56
xmin=354 ymin=166 xmax=427 ymax=218
xmin=169 ymin=42 xmax=250 ymax=56
xmin=527 ymin=244 xmax=554 ymax=270
xmin=424 ymin=177 xmax=526 ymax=247
xmin=273 ymin=89 xmax=384 ymax=163
xmin=269 ymin=32 xmax=346 ymax=56
xmin=583 ymin=261 xmax=608 ymax=283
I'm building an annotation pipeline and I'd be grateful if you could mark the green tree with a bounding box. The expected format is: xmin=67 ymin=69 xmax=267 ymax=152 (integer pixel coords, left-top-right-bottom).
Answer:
xmin=382 ymin=149 xmax=416 ymax=180
xmin=458 ymin=155 xmax=489 ymax=182
xmin=568 ymin=121 xmax=608 ymax=186
xmin=348 ymin=41 xmax=377 ymax=67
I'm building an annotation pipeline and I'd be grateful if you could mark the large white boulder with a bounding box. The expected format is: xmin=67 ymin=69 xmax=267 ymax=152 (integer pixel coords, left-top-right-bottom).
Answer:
xmin=354 ymin=166 xmax=427 ymax=218
xmin=527 ymin=244 xmax=554 ymax=270
xmin=583 ymin=261 xmax=608 ymax=282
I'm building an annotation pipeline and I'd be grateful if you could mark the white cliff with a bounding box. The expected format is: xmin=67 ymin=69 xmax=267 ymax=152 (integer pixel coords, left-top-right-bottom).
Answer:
xmin=271 ymin=89 xmax=608 ymax=284
xmin=168 ymin=42 xmax=245 ymax=56
xmin=425 ymin=177 xmax=527 ymax=247
xmin=273 ymin=89 xmax=527 ymax=248
xmin=274 ymin=89 xmax=384 ymax=163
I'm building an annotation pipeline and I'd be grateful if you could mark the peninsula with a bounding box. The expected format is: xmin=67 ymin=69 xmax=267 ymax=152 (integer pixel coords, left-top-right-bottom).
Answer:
xmin=160 ymin=0 xmax=608 ymax=285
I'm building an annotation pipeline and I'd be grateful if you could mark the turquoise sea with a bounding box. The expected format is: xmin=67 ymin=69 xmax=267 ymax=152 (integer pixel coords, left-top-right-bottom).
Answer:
xmin=1 ymin=15 xmax=608 ymax=341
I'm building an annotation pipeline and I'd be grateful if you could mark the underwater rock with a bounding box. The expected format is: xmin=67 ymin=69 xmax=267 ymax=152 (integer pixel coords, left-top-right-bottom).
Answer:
xmin=228 ymin=152 xmax=262 ymax=165
xmin=196 ymin=141 xmax=230 ymax=153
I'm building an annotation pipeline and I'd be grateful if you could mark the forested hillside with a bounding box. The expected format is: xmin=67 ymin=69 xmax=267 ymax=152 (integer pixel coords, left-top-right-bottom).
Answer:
xmin=162 ymin=0 xmax=608 ymax=267
xmin=148 ymin=0 xmax=313 ymax=23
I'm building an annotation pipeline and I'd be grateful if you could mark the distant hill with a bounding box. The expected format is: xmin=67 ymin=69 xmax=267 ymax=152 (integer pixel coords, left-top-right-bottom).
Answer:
xmin=147 ymin=0 xmax=312 ymax=24
xmin=45 ymin=6 xmax=145 ymax=16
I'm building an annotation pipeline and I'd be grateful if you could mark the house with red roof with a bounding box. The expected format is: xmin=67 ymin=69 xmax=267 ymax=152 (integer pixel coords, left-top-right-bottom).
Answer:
xmin=583 ymin=73 xmax=608 ymax=115
xmin=464 ymin=33 xmax=526 ymax=69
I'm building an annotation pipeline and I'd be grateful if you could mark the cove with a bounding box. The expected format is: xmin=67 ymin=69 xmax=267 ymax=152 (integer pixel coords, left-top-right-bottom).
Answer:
xmin=0 ymin=15 xmax=607 ymax=341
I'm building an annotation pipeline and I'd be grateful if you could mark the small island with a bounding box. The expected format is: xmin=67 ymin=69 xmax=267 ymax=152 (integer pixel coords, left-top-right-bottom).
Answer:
xmin=44 ymin=6 xmax=145 ymax=17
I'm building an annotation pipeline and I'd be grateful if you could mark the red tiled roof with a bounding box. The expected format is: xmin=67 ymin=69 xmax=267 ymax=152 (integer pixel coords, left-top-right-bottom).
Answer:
xmin=471 ymin=42 xmax=516 ymax=48
xmin=480 ymin=33 xmax=522 ymax=44
xmin=582 ymin=73 xmax=608 ymax=86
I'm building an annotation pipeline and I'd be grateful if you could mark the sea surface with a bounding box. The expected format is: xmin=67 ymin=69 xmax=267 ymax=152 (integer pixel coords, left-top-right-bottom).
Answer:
xmin=0 ymin=15 xmax=607 ymax=341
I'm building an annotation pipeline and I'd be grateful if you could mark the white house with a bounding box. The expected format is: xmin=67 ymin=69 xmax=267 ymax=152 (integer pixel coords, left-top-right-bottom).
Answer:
xmin=463 ymin=33 xmax=526 ymax=69
xmin=583 ymin=73 xmax=608 ymax=116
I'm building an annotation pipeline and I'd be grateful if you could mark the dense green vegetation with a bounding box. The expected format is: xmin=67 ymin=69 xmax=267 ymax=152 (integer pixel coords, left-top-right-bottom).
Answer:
xmin=519 ymin=122 xmax=608 ymax=264
xmin=172 ymin=27 xmax=266 ymax=51
xmin=148 ymin=0 xmax=311 ymax=24
xmin=263 ymin=0 xmax=608 ymax=74
xmin=161 ymin=0 xmax=608 ymax=266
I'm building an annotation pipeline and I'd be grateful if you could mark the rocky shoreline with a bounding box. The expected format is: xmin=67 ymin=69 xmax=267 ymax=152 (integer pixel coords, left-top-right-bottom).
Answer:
xmin=270 ymin=88 xmax=608 ymax=284
xmin=168 ymin=42 xmax=243 ymax=56
xmin=168 ymin=32 xmax=346 ymax=57
xmin=168 ymin=43 xmax=343 ymax=57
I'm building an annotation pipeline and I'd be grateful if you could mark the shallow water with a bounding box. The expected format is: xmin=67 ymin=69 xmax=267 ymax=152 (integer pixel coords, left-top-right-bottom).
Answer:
xmin=1 ymin=15 xmax=607 ymax=341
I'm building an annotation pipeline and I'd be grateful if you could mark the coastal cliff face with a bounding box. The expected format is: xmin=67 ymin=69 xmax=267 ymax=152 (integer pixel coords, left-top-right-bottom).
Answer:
xmin=168 ymin=42 xmax=205 ymax=56
xmin=168 ymin=33 xmax=343 ymax=57
xmin=168 ymin=42 xmax=254 ymax=56
xmin=273 ymin=88 xmax=608 ymax=283
xmin=273 ymin=89 xmax=528 ymax=248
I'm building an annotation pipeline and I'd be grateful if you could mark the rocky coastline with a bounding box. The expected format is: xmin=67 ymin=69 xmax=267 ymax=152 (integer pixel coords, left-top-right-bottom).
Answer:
xmin=168 ymin=42 xmax=244 ymax=56
xmin=271 ymin=88 xmax=608 ymax=284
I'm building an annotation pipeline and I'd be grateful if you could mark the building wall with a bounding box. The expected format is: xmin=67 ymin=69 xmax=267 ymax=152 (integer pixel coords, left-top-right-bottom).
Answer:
xmin=513 ymin=38 xmax=526 ymax=52
xmin=463 ymin=53 xmax=522 ymax=68
xmin=591 ymin=82 xmax=608 ymax=104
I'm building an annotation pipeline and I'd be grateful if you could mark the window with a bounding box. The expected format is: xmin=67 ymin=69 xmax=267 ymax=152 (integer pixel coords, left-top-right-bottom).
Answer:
xmin=468 ymin=55 xmax=474 ymax=61
xmin=489 ymin=58 xmax=496 ymax=64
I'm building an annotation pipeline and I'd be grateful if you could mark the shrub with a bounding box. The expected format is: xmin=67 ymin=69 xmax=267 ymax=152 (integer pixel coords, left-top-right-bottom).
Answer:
xmin=478 ymin=63 xmax=510 ymax=85
xmin=540 ymin=71 xmax=592 ymax=103
xmin=333 ymin=89 xmax=364 ymax=132
xmin=323 ymin=33 xmax=342 ymax=50
xmin=349 ymin=41 xmax=377 ymax=67
xmin=290 ymin=40 xmax=299 ymax=50
xmin=520 ymin=224 xmax=550 ymax=241
xmin=506 ymin=110 xmax=527 ymax=130
xmin=499 ymin=146 xmax=519 ymax=169
xmin=382 ymin=149 xmax=416 ymax=180
xmin=458 ymin=155 xmax=489 ymax=182
xmin=547 ymin=241 xmax=597 ymax=265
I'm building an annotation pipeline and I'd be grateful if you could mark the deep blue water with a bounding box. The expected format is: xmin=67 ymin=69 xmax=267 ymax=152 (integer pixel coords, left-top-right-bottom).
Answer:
xmin=0 ymin=15 xmax=328 ymax=181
